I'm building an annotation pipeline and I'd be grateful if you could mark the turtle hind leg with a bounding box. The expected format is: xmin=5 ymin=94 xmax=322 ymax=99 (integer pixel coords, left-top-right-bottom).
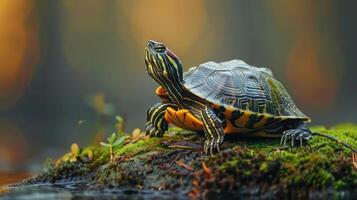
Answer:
xmin=280 ymin=122 xmax=312 ymax=147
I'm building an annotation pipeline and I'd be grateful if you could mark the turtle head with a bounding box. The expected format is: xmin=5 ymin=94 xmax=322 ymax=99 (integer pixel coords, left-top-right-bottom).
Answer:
xmin=145 ymin=40 xmax=183 ymax=86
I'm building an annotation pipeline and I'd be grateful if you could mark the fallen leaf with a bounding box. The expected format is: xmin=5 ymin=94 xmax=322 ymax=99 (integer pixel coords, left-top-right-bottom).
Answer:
xmin=192 ymin=179 xmax=199 ymax=187
xmin=188 ymin=188 xmax=199 ymax=200
xmin=175 ymin=160 xmax=193 ymax=171
xmin=202 ymin=162 xmax=212 ymax=178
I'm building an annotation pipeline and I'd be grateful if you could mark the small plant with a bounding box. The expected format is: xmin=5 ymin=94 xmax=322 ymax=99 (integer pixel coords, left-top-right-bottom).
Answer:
xmin=100 ymin=133 xmax=126 ymax=162
xmin=81 ymin=148 xmax=94 ymax=163
xmin=56 ymin=143 xmax=80 ymax=164
xmin=130 ymin=128 xmax=148 ymax=143
xmin=115 ymin=115 xmax=125 ymax=136
xmin=58 ymin=143 xmax=94 ymax=164
xmin=70 ymin=143 xmax=80 ymax=162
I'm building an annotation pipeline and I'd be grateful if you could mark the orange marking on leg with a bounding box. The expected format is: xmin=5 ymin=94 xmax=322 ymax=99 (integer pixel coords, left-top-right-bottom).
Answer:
xmin=164 ymin=107 xmax=204 ymax=131
xmin=184 ymin=111 xmax=204 ymax=131
xmin=176 ymin=109 xmax=187 ymax=123
xmin=165 ymin=107 xmax=176 ymax=124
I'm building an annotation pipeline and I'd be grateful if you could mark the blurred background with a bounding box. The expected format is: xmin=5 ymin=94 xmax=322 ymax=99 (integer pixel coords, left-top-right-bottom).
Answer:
xmin=0 ymin=0 xmax=356 ymax=182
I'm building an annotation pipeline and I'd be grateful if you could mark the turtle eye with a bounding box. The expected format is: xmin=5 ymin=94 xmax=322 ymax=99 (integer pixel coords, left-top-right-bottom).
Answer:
xmin=154 ymin=44 xmax=166 ymax=53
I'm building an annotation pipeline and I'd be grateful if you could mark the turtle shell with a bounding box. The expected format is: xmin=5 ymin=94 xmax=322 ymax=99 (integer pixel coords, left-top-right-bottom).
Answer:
xmin=183 ymin=59 xmax=310 ymax=121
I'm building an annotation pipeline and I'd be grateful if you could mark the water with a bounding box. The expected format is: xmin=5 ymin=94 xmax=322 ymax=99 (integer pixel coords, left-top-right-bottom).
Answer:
xmin=1 ymin=181 xmax=189 ymax=200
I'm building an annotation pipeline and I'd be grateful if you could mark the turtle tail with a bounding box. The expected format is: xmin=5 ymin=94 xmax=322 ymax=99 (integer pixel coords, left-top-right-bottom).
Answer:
xmin=312 ymin=132 xmax=357 ymax=153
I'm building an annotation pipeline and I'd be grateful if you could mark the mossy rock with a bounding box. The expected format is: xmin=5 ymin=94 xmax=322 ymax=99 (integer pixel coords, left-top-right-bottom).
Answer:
xmin=10 ymin=124 xmax=357 ymax=199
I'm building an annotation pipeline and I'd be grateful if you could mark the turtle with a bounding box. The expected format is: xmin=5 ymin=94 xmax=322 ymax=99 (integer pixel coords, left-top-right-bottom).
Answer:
xmin=144 ymin=40 xmax=312 ymax=155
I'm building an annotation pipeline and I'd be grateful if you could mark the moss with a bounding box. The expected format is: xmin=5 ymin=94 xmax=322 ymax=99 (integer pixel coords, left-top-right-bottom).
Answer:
xmin=191 ymin=125 xmax=356 ymax=199
xmin=114 ymin=137 xmax=161 ymax=156
xmin=15 ymin=124 xmax=357 ymax=198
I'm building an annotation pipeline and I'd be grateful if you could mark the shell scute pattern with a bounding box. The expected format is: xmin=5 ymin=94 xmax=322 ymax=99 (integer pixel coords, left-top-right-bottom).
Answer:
xmin=183 ymin=59 xmax=309 ymax=121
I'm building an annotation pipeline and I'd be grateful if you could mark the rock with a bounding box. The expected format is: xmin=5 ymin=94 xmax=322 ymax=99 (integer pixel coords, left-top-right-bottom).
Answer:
xmin=5 ymin=124 xmax=357 ymax=199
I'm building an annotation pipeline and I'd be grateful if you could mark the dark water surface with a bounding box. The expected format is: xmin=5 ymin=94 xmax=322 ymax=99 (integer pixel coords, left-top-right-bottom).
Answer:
xmin=0 ymin=181 xmax=188 ymax=200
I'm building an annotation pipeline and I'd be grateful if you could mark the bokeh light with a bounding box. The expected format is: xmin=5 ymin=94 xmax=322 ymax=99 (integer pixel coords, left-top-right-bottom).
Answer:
xmin=117 ymin=0 xmax=209 ymax=57
xmin=266 ymin=0 xmax=344 ymax=109
xmin=286 ymin=36 xmax=339 ymax=108
xmin=0 ymin=0 xmax=39 ymax=109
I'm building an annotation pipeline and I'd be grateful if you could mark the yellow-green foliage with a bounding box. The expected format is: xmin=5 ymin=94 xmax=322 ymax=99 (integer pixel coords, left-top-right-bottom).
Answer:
xmin=114 ymin=137 xmax=161 ymax=156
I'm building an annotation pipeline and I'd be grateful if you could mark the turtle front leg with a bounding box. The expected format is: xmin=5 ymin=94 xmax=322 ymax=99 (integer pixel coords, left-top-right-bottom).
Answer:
xmin=280 ymin=123 xmax=312 ymax=147
xmin=146 ymin=102 xmax=172 ymax=137
xmin=200 ymin=106 xmax=225 ymax=155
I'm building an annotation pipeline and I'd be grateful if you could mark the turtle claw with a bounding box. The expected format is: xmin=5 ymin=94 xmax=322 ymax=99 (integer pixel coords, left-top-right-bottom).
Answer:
xmin=281 ymin=127 xmax=312 ymax=147
xmin=203 ymin=137 xmax=223 ymax=156
xmin=145 ymin=123 xmax=164 ymax=137
xmin=203 ymin=140 xmax=215 ymax=156
xmin=216 ymin=141 xmax=221 ymax=153
xmin=210 ymin=140 xmax=214 ymax=156
xmin=203 ymin=140 xmax=210 ymax=154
